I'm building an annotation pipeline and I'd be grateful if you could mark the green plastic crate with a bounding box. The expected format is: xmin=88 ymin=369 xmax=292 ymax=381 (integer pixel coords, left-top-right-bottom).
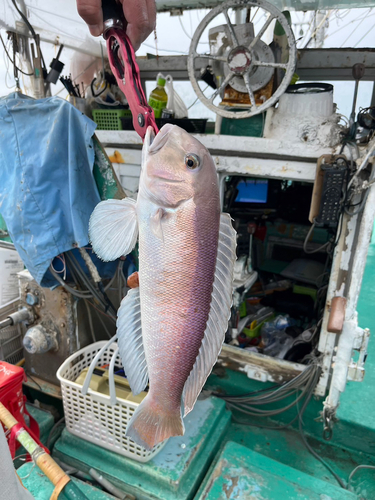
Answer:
xmin=92 ymin=109 xmax=131 ymax=130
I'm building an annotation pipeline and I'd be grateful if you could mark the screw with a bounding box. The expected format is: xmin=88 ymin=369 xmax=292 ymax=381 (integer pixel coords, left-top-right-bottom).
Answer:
xmin=138 ymin=113 xmax=145 ymax=127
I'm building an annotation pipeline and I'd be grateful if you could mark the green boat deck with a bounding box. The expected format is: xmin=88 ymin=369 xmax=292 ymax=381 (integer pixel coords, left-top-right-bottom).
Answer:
xmin=19 ymin=233 xmax=375 ymax=499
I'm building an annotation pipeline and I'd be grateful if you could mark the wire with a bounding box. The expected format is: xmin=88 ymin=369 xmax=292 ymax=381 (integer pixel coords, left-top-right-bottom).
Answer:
xmin=86 ymin=299 xmax=115 ymax=323
xmin=67 ymin=251 xmax=116 ymax=315
xmin=50 ymin=254 xmax=66 ymax=280
xmin=340 ymin=10 xmax=370 ymax=47
xmin=84 ymin=300 xmax=96 ymax=343
xmin=178 ymin=16 xmax=192 ymax=40
xmin=304 ymin=10 xmax=332 ymax=49
xmin=298 ymin=412 xmax=346 ymax=488
xmin=187 ymin=85 xmax=209 ymax=110
xmin=327 ymin=10 xmax=375 ymax=40
xmin=353 ymin=21 xmax=375 ymax=48
xmin=90 ymin=77 xmax=107 ymax=98
xmin=0 ymin=32 xmax=34 ymax=76
xmin=65 ymin=252 xmax=109 ymax=309
xmin=105 ymin=259 xmax=123 ymax=292
xmin=26 ymin=373 xmax=42 ymax=391
xmin=303 ymin=222 xmax=332 ymax=254
xmin=348 ymin=465 xmax=375 ymax=485
xmin=46 ymin=417 xmax=65 ymax=449
xmin=49 ymin=265 xmax=93 ymax=299
xmin=92 ymin=303 xmax=113 ymax=338
xmin=10 ymin=0 xmax=46 ymax=70
xmin=142 ymin=42 xmax=188 ymax=55
xmin=217 ymin=363 xmax=318 ymax=418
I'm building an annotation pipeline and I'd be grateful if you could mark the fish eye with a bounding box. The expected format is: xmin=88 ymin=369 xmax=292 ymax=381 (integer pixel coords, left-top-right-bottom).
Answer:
xmin=185 ymin=154 xmax=200 ymax=170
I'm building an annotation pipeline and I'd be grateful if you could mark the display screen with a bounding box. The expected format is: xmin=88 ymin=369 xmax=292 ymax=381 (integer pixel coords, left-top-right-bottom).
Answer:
xmin=235 ymin=179 xmax=268 ymax=204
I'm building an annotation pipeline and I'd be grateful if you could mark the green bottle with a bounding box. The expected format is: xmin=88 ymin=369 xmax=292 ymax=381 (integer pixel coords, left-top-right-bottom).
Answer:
xmin=148 ymin=76 xmax=168 ymax=119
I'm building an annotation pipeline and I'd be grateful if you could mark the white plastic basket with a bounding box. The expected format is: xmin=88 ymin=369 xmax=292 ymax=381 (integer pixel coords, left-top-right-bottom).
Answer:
xmin=0 ymin=298 xmax=23 ymax=365
xmin=56 ymin=339 xmax=165 ymax=462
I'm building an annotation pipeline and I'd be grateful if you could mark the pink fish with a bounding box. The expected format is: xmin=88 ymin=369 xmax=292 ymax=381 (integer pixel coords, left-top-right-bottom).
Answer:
xmin=89 ymin=124 xmax=236 ymax=449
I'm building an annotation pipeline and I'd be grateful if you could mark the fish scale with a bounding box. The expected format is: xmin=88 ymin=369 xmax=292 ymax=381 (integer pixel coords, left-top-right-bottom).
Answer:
xmin=138 ymin=196 xmax=220 ymax=413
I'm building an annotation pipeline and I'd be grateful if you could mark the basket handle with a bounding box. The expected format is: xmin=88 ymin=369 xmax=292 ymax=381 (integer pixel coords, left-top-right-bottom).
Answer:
xmin=85 ymin=388 xmax=113 ymax=406
xmin=108 ymin=345 xmax=120 ymax=405
xmin=81 ymin=335 xmax=118 ymax=396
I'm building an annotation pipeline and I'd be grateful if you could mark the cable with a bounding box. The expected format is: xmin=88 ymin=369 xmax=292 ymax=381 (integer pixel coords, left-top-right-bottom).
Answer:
xmin=0 ymin=32 xmax=34 ymax=76
xmin=65 ymin=252 xmax=108 ymax=309
xmin=304 ymin=10 xmax=332 ymax=49
xmin=87 ymin=300 xmax=114 ymax=336
xmin=142 ymin=42 xmax=188 ymax=55
xmin=49 ymin=265 xmax=93 ymax=299
xmin=303 ymin=222 xmax=332 ymax=255
xmin=25 ymin=373 xmax=42 ymax=391
xmin=340 ymin=11 xmax=370 ymax=47
xmin=46 ymin=417 xmax=65 ymax=449
xmin=353 ymin=22 xmax=375 ymax=48
xmin=187 ymin=85 xmax=209 ymax=110
xmin=10 ymin=0 xmax=46 ymax=70
xmin=224 ymin=360 xmax=349 ymax=489
xmin=298 ymin=410 xmax=346 ymax=489
xmin=90 ymin=77 xmax=107 ymax=98
xmin=348 ymin=465 xmax=375 ymax=485
xmin=67 ymin=251 xmax=117 ymax=315
xmin=84 ymin=300 xmax=96 ymax=343
xmin=178 ymin=16 xmax=192 ymax=40
xmin=105 ymin=259 xmax=123 ymax=292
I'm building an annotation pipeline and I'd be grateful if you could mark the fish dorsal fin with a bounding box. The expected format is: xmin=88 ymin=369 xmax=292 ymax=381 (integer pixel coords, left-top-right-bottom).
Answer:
xmin=89 ymin=198 xmax=138 ymax=261
xmin=117 ymin=287 xmax=148 ymax=395
xmin=183 ymin=213 xmax=236 ymax=416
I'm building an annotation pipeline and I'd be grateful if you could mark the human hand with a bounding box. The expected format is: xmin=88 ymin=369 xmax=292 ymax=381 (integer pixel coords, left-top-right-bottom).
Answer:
xmin=77 ymin=0 xmax=156 ymax=51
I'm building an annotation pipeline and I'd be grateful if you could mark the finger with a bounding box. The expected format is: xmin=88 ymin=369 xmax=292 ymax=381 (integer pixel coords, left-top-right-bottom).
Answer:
xmin=127 ymin=271 xmax=139 ymax=289
xmin=77 ymin=0 xmax=103 ymax=37
xmin=121 ymin=0 xmax=155 ymax=51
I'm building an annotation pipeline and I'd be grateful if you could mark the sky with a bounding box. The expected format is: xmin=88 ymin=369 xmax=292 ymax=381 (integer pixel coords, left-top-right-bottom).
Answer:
xmin=0 ymin=2 xmax=374 ymax=120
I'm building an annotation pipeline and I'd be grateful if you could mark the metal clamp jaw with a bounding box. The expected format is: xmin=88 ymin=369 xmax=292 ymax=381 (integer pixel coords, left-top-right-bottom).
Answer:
xmin=102 ymin=0 xmax=158 ymax=139
xmin=105 ymin=29 xmax=158 ymax=138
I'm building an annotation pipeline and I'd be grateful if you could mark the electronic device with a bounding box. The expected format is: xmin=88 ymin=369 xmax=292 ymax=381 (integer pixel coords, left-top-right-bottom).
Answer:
xmin=280 ymin=259 xmax=326 ymax=286
xmin=235 ymin=179 xmax=268 ymax=204
xmin=315 ymin=160 xmax=347 ymax=227
xmin=227 ymin=177 xmax=281 ymax=214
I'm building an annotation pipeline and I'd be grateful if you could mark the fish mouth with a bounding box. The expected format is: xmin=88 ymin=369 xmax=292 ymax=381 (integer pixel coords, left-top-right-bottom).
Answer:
xmin=144 ymin=126 xmax=156 ymax=150
xmin=148 ymin=124 xmax=174 ymax=154
xmin=142 ymin=126 xmax=156 ymax=165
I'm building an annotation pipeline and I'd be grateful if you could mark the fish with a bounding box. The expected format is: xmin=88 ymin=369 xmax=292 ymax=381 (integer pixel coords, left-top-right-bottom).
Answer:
xmin=89 ymin=124 xmax=236 ymax=450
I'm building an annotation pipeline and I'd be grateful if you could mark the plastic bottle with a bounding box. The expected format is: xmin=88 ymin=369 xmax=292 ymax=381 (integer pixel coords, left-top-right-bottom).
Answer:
xmin=148 ymin=76 xmax=168 ymax=119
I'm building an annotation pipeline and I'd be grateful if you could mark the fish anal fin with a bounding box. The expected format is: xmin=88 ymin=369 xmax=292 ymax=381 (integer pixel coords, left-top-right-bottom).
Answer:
xmin=183 ymin=213 xmax=236 ymax=416
xmin=117 ymin=288 xmax=148 ymax=395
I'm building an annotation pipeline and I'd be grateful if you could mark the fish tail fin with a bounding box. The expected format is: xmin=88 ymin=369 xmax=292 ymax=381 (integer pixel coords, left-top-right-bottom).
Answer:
xmin=126 ymin=394 xmax=184 ymax=450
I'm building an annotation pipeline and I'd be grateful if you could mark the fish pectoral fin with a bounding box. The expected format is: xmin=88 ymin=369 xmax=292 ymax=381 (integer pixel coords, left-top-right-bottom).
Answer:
xmin=89 ymin=197 xmax=138 ymax=262
xmin=117 ymin=287 xmax=148 ymax=395
xmin=183 ymin=213 xmax=237 ymax=416
xmin=150 ymin=208 xmax=165 ymax=240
